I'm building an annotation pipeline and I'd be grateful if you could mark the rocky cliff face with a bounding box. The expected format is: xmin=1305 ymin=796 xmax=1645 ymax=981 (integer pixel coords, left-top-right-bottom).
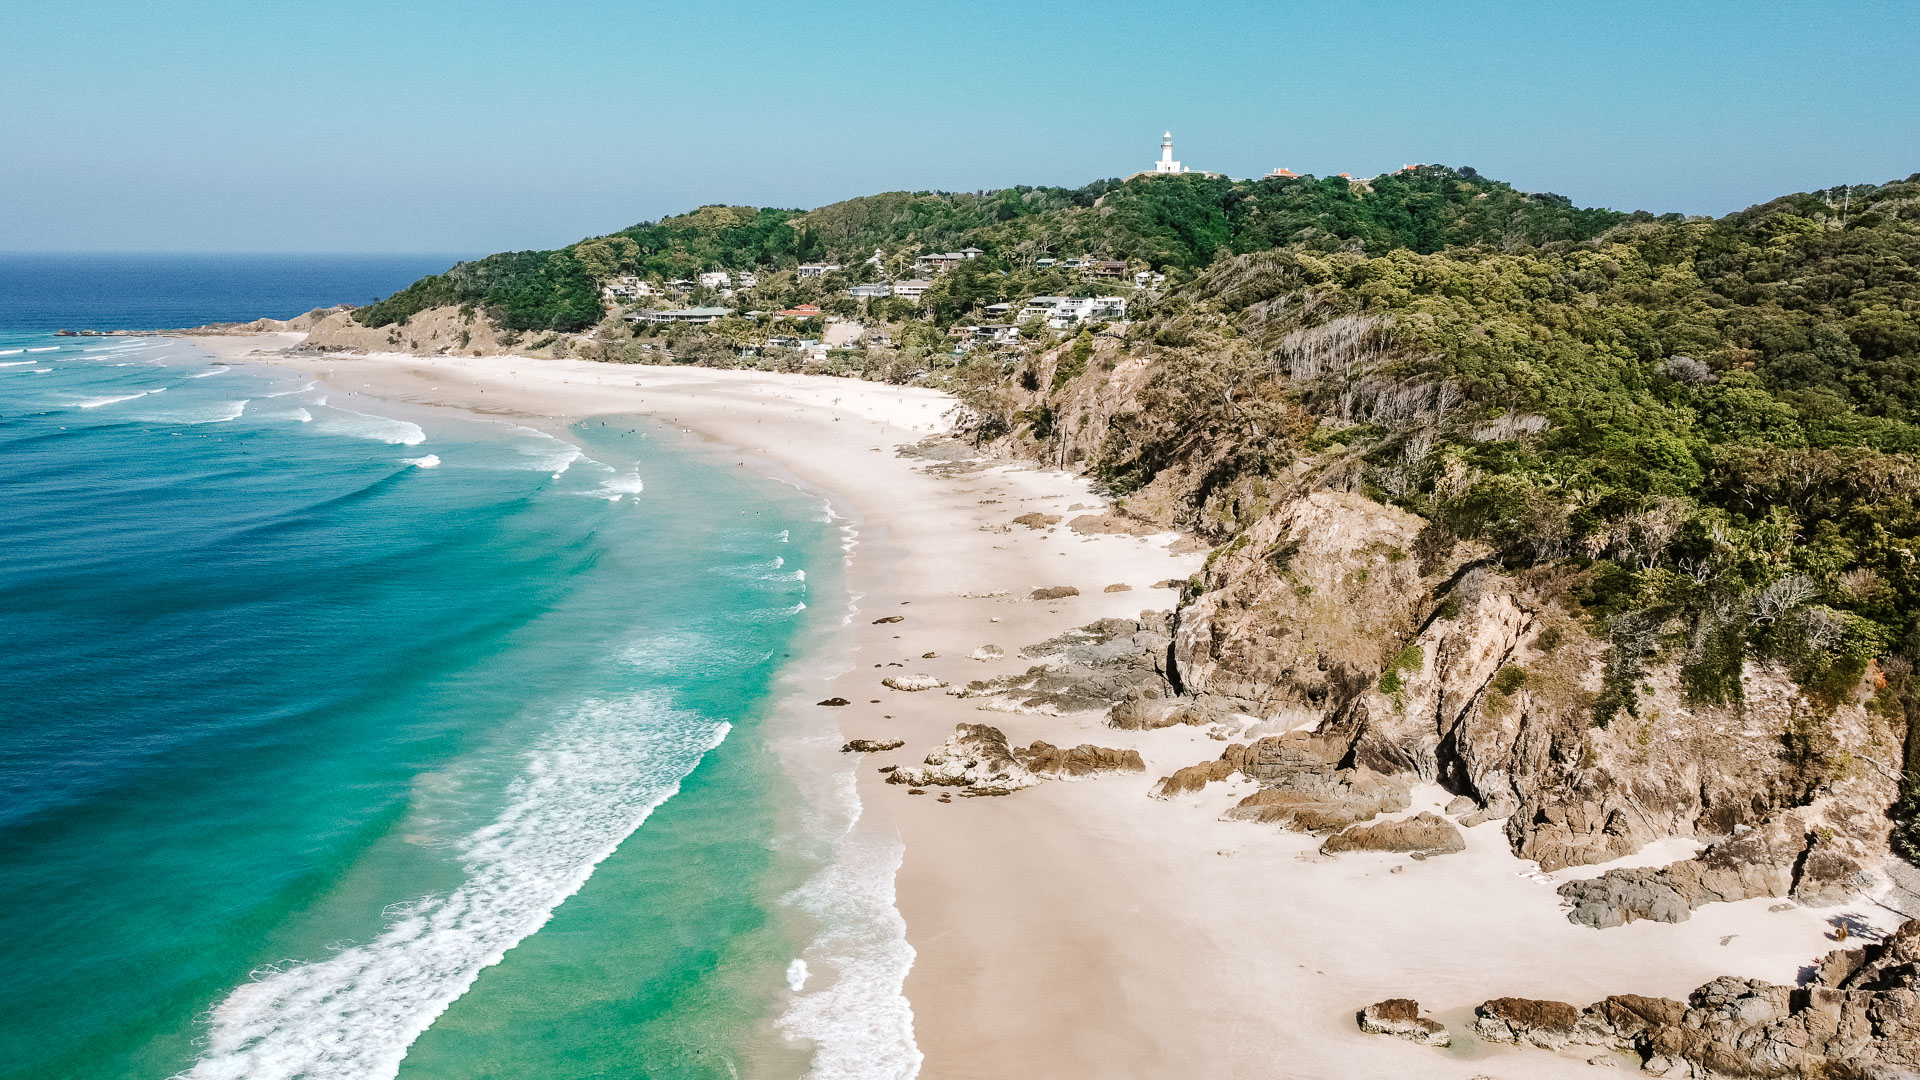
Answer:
xmin=1078 ymin=483 xmax=1902 ymax=926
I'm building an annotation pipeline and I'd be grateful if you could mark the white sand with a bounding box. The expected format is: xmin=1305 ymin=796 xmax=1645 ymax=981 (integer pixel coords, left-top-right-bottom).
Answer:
xmin=185 ymin=338 xmax=1905 ymax=1079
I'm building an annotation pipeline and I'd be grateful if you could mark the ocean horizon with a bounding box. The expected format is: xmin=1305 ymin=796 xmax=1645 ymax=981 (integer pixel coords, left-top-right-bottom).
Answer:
xmin=0 ymin=253 xmax=470 ymax=333
xmin=0 ymin=267 xmax=912 ymax=1078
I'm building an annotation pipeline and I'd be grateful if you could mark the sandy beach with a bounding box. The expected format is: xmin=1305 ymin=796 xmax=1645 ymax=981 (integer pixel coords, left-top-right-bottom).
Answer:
xmin=186 ymin=336 xmax=1906 ymax=1079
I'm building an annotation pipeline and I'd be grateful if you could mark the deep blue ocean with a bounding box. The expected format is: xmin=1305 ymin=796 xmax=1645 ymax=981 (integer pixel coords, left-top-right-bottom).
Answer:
xmin=0 ymin=254 xmax=469 ymax=333
xmin=0 ymin=260 xmax=914 ymax=1079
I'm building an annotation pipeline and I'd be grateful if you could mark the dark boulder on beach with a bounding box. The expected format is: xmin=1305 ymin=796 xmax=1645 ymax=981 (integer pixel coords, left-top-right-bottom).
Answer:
xmin=842 ymin=739 xmax=905 ymax=753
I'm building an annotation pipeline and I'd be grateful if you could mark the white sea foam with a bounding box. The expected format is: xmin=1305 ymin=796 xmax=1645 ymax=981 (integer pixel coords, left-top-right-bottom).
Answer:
xmin=77 ymin=388 xmax=165 ymax=408
xmin=508 ymin=431 xmax=595 ymax=478
xmin=580 ymin=468 xmax=645 ymax=501
xmin=777 ymin=771 xmax=922 ymax=1079
xmin=137 ymin=400 xmax=248 ymax=425
xmin=776 ymin=530 xmax=790 ymax=543
xmin=30 ymin=368 xmax=51 ymax=374
xmin=0 ymin=360 xmax=36 ymax=368
xmin=181 ymin=695 xmax=728 ymax=1080
xmin=189 ymin=366 xmax=229 ymax=378
xmin=264 ymin=381 xmax=316 ymax=398
xmin=0 ymin=348 xmax=22 ymax=355
xmin=25 ymin=346 xmax=59 ymax=353
xmin=315 ymin=406 xmax=427 ymax=446
xmin=402 ymin=455 xmax=441 ymax=469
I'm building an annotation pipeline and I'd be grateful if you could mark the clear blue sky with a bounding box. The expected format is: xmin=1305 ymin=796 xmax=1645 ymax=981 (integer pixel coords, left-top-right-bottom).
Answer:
xmin=4 ymin=0 xmax=1915 ymax=254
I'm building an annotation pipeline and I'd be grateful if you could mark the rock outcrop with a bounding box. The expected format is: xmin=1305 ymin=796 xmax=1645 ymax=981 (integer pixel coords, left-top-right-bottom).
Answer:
xmin=842 ymin=739 xmax=904 ymax=753
xmin=1149 ymin=489 xmax=1901 ymax=921
xmin=888 ymin=724 xmax=1144 ymax=796
xmin=1153 ymin=727 xmax=1414 ymax=834
xmin=983 ymin=480 xmax=1901 ymax=924
xmin=1016 ymin=740 xmax=1145 ymax=780
xmin=1171 ymin=491 xmax=1431 ymax=717
xmin=1321 ymin=812 xmax=1465 ymax=857
xmin=1356 ymin=998 xmax=1450 ymax=1046
xmin=1472 ymin=996 xmax=1583 ymax=1050
xmin=956 ymin=614 xmax=1177 ymax=716
xmin=1430 ymin=921 xmax=1920 ymax=1077
xmin=1559 ymin=811 xmax=1885 ymax=929
xmin=881 ymin=673 xmax=946 ymax=692
xmin=887 ymin=724 xmax=1038 ymax=796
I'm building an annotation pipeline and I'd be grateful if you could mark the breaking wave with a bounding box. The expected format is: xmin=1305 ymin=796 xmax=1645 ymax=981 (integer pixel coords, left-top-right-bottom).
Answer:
xmin=777 ymin=776 xmax=921 ymax=1079
xmin=77 ymin=388 xmax=165 ymax=408
xmin=181 ymin=695 xmax=729 ymax=1080
xmin=314 ymin=406 xmax=427 ymax=446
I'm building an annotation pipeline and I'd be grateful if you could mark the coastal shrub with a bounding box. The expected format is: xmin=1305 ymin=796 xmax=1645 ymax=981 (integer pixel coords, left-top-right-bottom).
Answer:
xmin=1377 ymin=644 xmax=1424 ymax=699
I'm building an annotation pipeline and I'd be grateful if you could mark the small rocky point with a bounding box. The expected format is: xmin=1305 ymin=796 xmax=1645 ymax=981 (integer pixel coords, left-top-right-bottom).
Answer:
xmin=1356 ymin=998 xmax=1450 ymax=1047
xmin=1383 ymin=919 xmax=1920 ymax=1077
xmin=842 ymin=739 xmax=904 ymax=753
xmin=887 ymin=723 xmax=1144 ymax=796
xmin=1320 ymin=812 xmax=1465 ymax=857
xmin=881 ymin=673 xmax=946 ymax=692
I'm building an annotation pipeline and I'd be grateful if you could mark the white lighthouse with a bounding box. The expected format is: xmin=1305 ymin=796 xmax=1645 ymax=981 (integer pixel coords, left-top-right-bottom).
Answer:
xmin=1153 ymin=131 xmax=1184 ymax=174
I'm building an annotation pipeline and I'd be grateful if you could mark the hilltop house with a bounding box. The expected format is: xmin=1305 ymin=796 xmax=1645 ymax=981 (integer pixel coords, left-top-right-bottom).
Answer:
xmin=629 ymin=306 xmax=733 ymax=325
xmin=698 ymin=271 xmax=731 ymax=290
xmin=913 ymin=248 xmax=983 ymax=274
xmin=1083 ymin=260 xmax=1128 ymax=279
xmin=847 ymin=283 xmax=891 ymax=299
xmin=797 ymin=263 xmax=841 ymax=279
xmin=776 ymin=304 xmax=822 ymax=319
xmin=890 ymin=278 xmax=932 ymax=301
xmin=1022 ymin=295 xmax=1127 ymax=329
xmin=602 ymin=277 xmax=658 ymax=300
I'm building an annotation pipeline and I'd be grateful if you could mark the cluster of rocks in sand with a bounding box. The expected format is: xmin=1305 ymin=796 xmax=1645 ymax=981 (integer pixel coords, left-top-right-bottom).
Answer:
xmin=881 ymin=722 xmax=1143 ymax=797
xmin=1361 ymin=919 xmax=1920 ymax=1078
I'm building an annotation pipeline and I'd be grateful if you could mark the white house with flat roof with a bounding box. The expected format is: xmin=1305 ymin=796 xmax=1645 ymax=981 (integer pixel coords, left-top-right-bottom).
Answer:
xmin=797 ymin=263 xmax=841 ymax=278
xmin=1022 ymin=295 xmax=1126 ymax=328
xmin=890 ymin=278 xmax=932 ymax=301
xmin=628 ymin=306 xmax=733 ymax=325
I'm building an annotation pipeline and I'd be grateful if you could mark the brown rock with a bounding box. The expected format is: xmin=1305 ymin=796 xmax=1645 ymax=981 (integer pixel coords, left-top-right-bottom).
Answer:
xmin=1103 ymin=583 xmax=1133 ymax=593
xmin=1473 ymin=997 xmax=1582 ymax=1050
xmin=817 ymin=697 xmax=851 ymax=707
xmin=1012 ymin=512 xmax=1061 ymax=529
xmin=1357 ymin=998 xmax=1450 ymax=1047
xmin=842 ymin=739 xmax=904 ymax=753
xmin=872 ymin=615 xmax=905 ymax=624
xmin=1321 ymin=812 xmax=1464 ymax=856
xmin=1015 ymin=740 xmax=1145 ymax=779
xmin=1030 ymin=585 xmax=1080 ymax=600
xmin=887 ymin=724 xmax=1038 ymax=795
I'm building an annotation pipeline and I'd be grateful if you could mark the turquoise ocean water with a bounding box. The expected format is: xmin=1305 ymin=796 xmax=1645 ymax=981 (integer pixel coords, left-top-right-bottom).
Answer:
xmin=0 ymin=322 xmax=914 ymax=1078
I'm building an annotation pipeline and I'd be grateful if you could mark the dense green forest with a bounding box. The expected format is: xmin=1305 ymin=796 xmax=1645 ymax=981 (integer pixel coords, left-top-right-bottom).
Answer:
xmin=1072 ymin=173 xmax=1919 ymax=741
xmin=353 ymin=166 xmax=1640 ymax=331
